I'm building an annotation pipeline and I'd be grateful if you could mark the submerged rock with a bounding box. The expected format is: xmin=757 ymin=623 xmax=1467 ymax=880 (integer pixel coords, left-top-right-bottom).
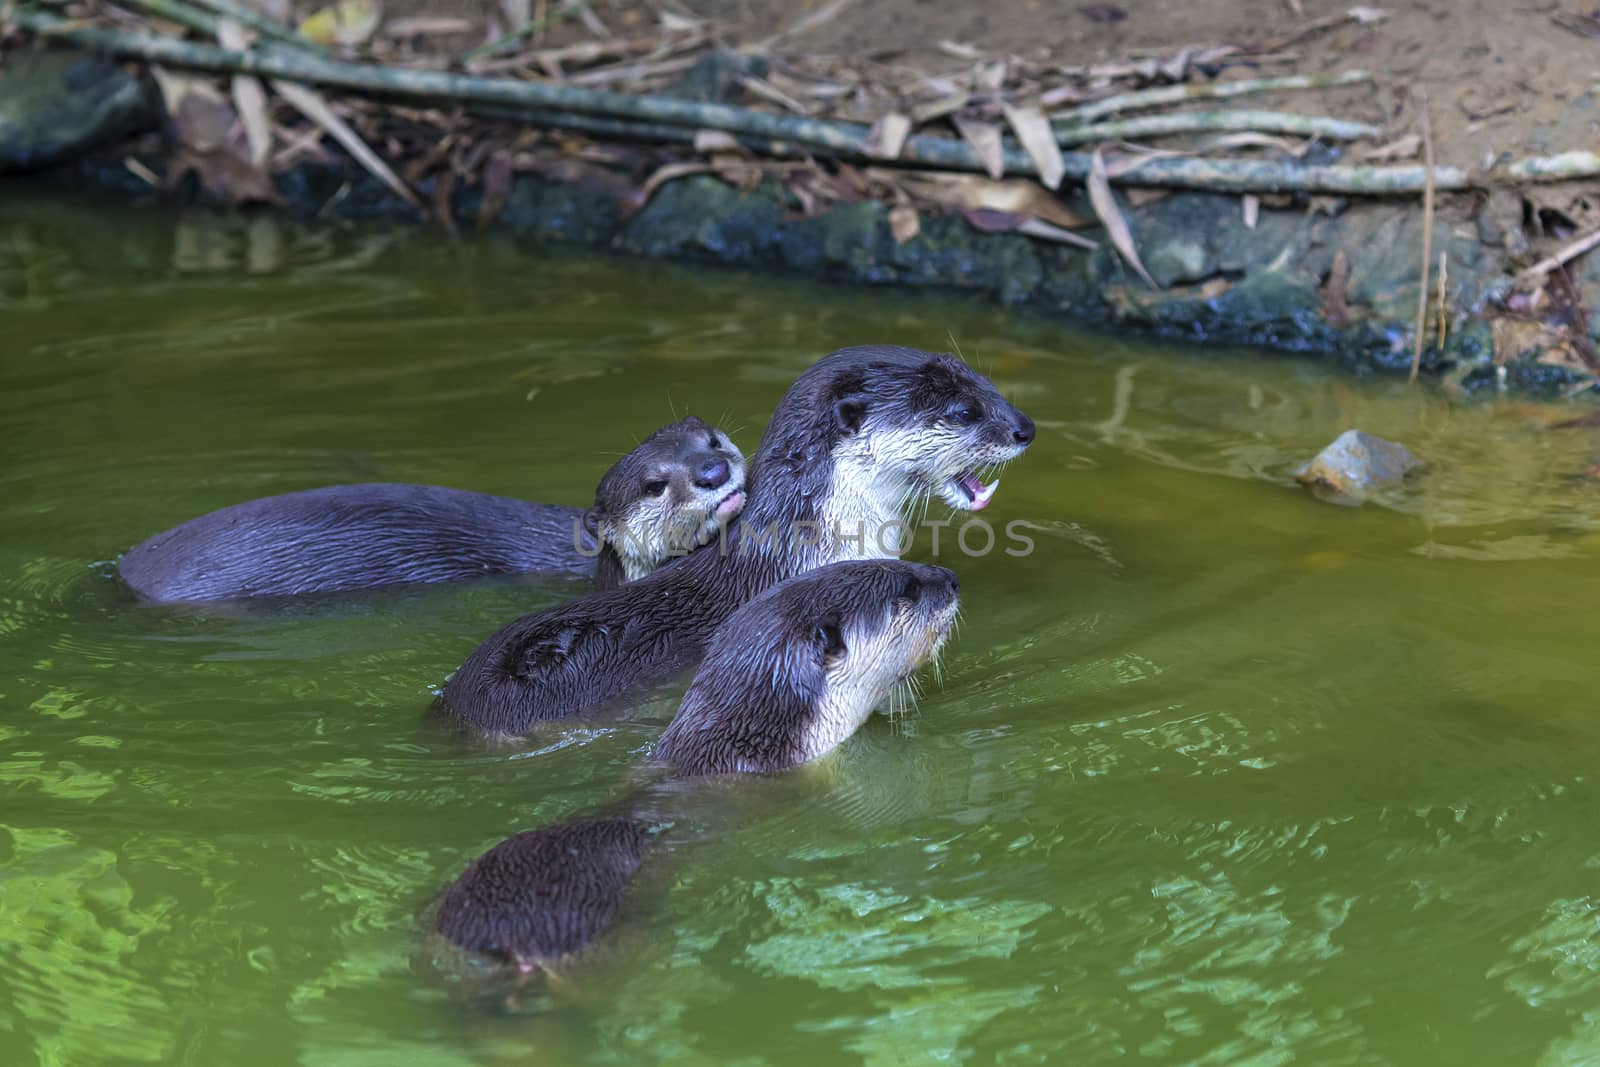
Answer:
xmin=0 ymin=50 xmax=154 ymax=173
xmin=1295 ymin=430 xmax=1422 ymax=504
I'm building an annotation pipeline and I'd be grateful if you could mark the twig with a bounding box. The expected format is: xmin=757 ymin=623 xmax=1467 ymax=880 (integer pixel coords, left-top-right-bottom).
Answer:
xmin=10 ymin=13 xmax=1482 ymax=195
xmin=1055 ymin=70 xmax=1372 ymax=126
xmin=471 ymin=33 xmax=697 ymax=74
xmin=1055 ymin=108 xmax=1379 ymax=146
xmin=756 ymin=0 xmax=857 ymax=50
xmin=1410 ymin=94 xmax=1434 ymax=384
xmin=1436 ymin=251 xmax=1448 ymax=351
xmin=1516 ymin=227 xmax=1600 ymax=284
xmin=1498 ymin=151 xmax=1600 ymax=183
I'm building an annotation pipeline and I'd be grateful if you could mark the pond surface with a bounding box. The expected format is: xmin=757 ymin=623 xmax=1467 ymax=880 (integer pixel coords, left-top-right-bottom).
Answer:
xmin=6 ymin=187 xmax=1600 ymax=1067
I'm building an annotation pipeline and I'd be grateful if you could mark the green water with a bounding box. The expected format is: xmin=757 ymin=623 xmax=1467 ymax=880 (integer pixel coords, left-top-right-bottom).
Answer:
xmin=7 ymin=188 xmax=1600 ymax=1067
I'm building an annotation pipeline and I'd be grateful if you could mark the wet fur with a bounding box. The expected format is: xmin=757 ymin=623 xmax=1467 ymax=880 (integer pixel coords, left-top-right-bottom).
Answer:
xmin=438 ymin=344 xmax=1031 ymax=736
xmin=117 ymin=418 xmax=742 ymax=603
xmin=118 ymin=484 xmax=595 ymax=602
xmin=434 ymin=816 xmax=653 ymax=970
xmin=655 ymin=560 xmax=959 ymax=776
xmin=435 ymin=560 xmax=958 ymax=971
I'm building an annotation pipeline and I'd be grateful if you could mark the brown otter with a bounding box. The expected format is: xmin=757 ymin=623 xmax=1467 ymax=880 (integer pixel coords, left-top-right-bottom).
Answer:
xmin=115 ymin=416 xmax=745 ymax=602
xmin=434 ymin=559 xmax=960 ymax=975
xmin=438 ymin=344 xmax=1032 ymax=736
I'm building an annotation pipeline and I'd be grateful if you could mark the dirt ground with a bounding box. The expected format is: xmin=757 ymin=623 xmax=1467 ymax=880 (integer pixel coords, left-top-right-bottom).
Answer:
xmin=379 ymin=0 xmax=1600 ymax=174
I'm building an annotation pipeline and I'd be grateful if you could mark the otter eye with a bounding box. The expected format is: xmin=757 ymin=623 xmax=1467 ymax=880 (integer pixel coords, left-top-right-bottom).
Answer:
xmin=708 ymin=432 xmax=722 ymax=450
xmin=813 ymin=620 xmax=845 ymax=659
xmin=947 ymin=402 xmax=982 ymax=425
xmin=643 ymin=479 xmax=668 ymax=497
xmin=897 ymin=573 xmax=922 ymax=603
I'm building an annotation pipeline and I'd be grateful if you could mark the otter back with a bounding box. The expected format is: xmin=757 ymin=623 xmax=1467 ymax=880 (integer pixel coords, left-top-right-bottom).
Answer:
xmin=435 ymin=816 xmax=653 ymax=971
xmin=118 ymin=483 xmax=592 ymax=602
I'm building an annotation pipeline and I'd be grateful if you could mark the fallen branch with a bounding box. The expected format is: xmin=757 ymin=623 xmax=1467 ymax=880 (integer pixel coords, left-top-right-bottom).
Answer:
xmin=4 ymin=12 xmax=1493 ymax=197
xmin=1056 ymin=108 xmax=1379 ymax=146
xmin=1517 ymin=227 xmax=1600 ymax=284
xmin=1054 ymin=70 xmax=1374 ymax=126
xmin=1497 ymin=150 xmax=1600 ymax=184
xmin=1410 ymin=94 xmax=1434 ymax=384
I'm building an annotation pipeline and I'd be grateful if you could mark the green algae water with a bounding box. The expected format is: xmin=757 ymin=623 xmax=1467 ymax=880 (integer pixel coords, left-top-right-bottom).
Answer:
xmin=8 ymin=188 xmax=1600 ymax=1066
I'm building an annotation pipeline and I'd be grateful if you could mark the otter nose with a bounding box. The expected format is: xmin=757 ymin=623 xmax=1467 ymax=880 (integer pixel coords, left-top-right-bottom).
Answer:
xmin=694 ymin=457 xmax=730 ymax=490
xmin=1012 ymin=411 xmax=1036 ymax=446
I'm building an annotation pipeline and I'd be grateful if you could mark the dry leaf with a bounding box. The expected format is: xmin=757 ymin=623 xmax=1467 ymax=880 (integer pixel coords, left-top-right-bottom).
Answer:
xmin=1101 ymin=147 xmax=1185 ymax=180
xmin=383 ymin=17 xmax=474 ymax=36
xmin=694 ymin=130 xmax=742 ymax=153
xmin=298 ymin=0 xmax=382 ymax=47
xmin=1490 ymin=317 xmax=1550 ymax=364
xmin=960 ymin=209 xmax=1098 ymax=249
xmin=890 ymin=171 xmax=1093 ymax=229
xmin=1322 ymin=249 xmax=1350 ymax=327
xmin=151 ymin=68 xmax=283 ymax=205
xmin=433 ymin=168 xmax=458 ymax=237
xmin=216 ymin=19 xmax=271 ymax=170
xmin=937 ymin=40 xmax=981 ymax=60
xmin=910 ymin=91 xmax=968 ymax=125
xmin=1124 ymin=188 xmax=1169 ymax=207
xmin=659 ymin=11 xmax=703 ymax=33
xmin=1088 ymin=148 xmax=1157 ymax=287
xmin=1243 ymin=194 xmax=1260 ymax=229
xmin=152 ymin=69 xmax=232 ymax=151
xmin=1208 ymin=132 xmax=1307 ymax=155
xmin=976 ymin=60 xmax=1008 ymax=93
xmin=863 ymin=112 xmax=912 ymax=160
xmin=1014 ymin=217 xmax=1098 ymax=249
xmin=478 ymin=149 xmax=514 ymax=231
xmin=270 ymin=80 xmax=420 ymax=210
xmin=638 ymin=161 xmax=717 ymax=203
xmin=1360 ymin=134 xmax=1421 ymax=162
xmin=889 ymin=203 xmax=920 ymax=244
xmin=951 ymin=116 xmax=1004 ymax=179
xmin=1003 ymin=104 xmax=1065 ymax=190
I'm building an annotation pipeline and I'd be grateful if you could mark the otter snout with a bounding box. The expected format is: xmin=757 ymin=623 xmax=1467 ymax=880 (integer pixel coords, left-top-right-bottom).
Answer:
xmin=693 ymin=457 xmax=731 ymax=490
xmin=1010 ymin=409 xmax=1035 ymax=446
xmin=900 ymin=562 xmax=959 ymax=607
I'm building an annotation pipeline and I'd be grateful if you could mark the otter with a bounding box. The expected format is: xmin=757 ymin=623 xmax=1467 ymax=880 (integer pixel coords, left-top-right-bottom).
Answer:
xmin=438 ymin=344 xmax=1032 ymax=736
xmin=434 ymin=559 xmax=961 ymax=975
xmin=116 ymin=416 xmax=745 ymax=603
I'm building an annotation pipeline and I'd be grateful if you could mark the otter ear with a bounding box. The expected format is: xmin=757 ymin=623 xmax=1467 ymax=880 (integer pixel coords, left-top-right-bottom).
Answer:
xmin=811 ymin=617 xmax=845 ymax=661
xmin=833 ymin=398 xmax=866 ymax=435
xmin=582 ymin=508 xmax=602 ymax=539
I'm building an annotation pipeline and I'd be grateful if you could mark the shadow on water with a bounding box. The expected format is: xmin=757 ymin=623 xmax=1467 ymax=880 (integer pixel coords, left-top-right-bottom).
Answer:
xmin=6 ymin=187 xmax=1600 ymax=1064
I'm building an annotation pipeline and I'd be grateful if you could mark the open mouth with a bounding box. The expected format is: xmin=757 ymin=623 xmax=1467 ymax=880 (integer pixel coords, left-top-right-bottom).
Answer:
xmin=941 ymin=469 xmax=1000 ymax=511
xmin=712 ymin=487 xmax=745 ymax=522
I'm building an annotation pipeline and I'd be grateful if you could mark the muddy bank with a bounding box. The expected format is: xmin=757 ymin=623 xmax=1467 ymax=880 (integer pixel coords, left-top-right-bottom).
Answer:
xmin=4 ymin=46 xmax=1593 ymax=395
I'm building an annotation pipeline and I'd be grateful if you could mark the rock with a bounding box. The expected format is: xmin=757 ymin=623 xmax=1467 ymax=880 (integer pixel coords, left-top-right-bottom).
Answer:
xmin=1295 ymin=430 xmax=1422 ymax=504
xmin=0 ymin=50 xmax=155 ymax=173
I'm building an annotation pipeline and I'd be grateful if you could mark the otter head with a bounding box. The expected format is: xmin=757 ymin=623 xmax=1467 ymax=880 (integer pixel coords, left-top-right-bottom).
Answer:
xmin=655 ymin=560 xmax=961 ymax=777
xmin=586 ymin=415 xmax=746 ymax=585
xmin=752 ymin=345 xmax=1034 ymax=559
